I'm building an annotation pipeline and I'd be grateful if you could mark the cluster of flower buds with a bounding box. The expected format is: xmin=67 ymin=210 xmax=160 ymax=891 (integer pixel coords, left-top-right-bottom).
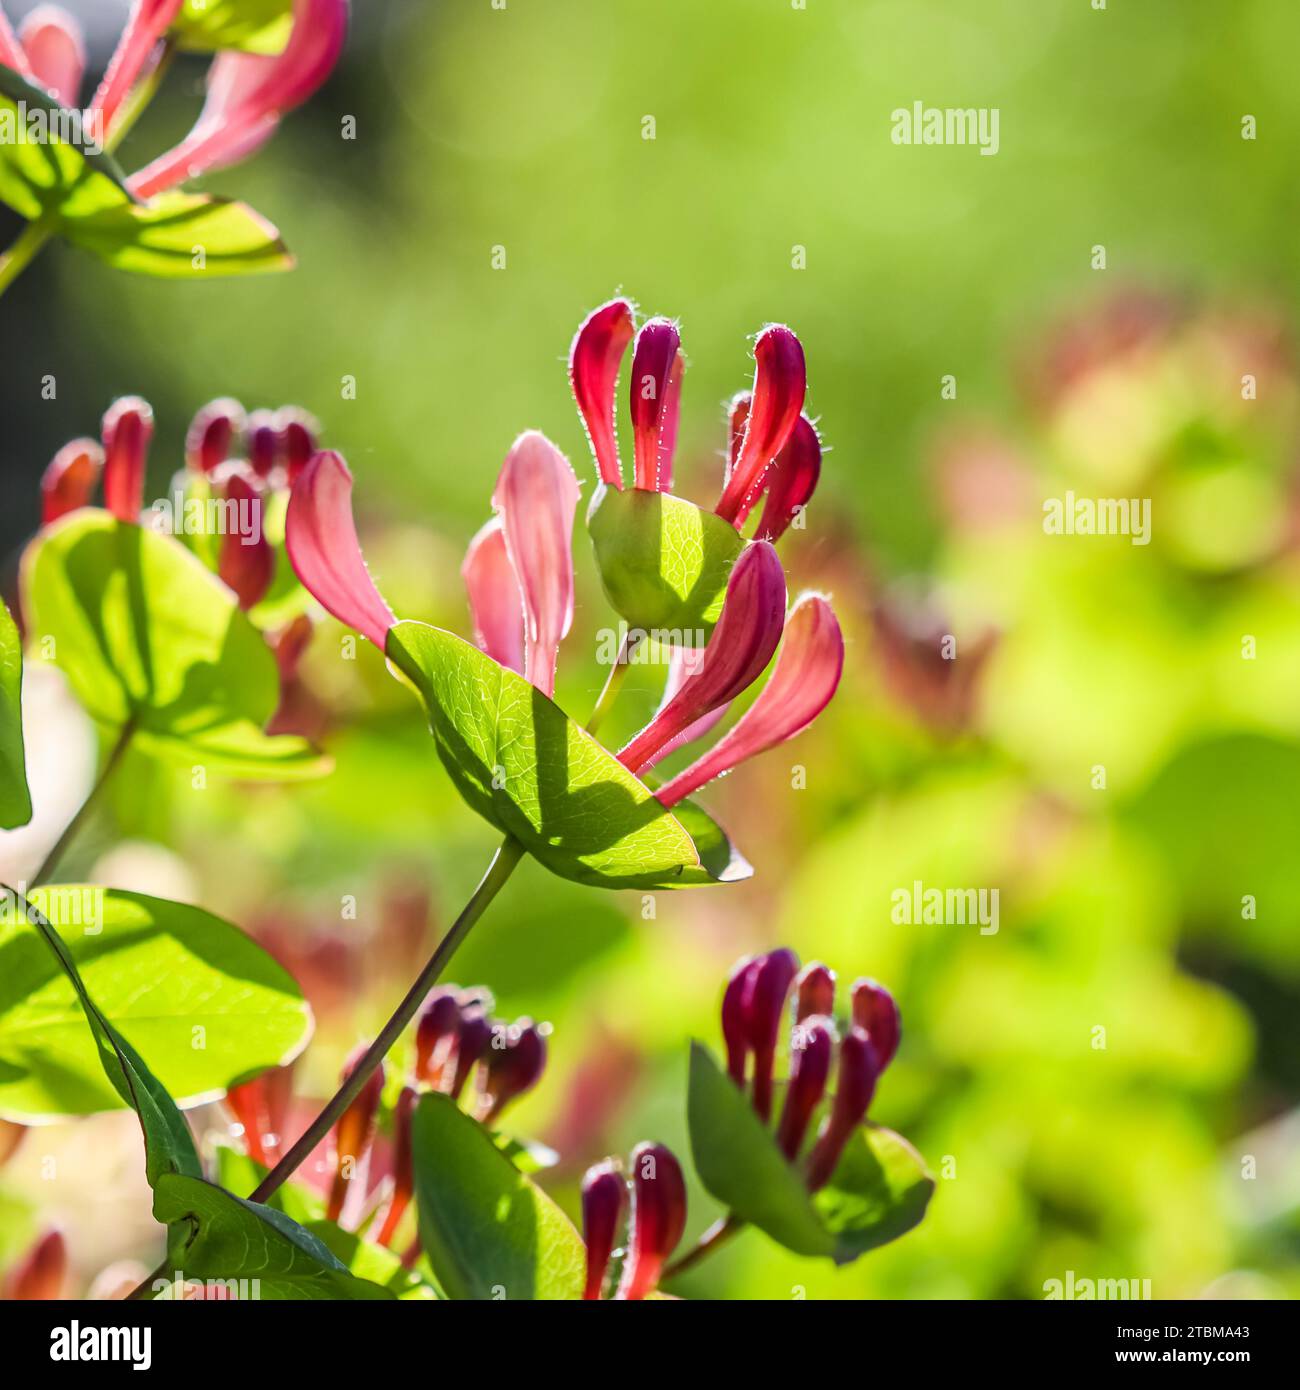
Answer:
xmin=0 ymin=0 xmax=347 ymax=199
xmin=723 ymin=950 xmax=900 ymax=1191
xmin=580 ymin=1142 xmax=687 ymax=1300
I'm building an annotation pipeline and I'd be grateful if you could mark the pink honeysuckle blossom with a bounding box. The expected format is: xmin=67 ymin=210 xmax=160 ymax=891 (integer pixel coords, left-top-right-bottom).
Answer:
xmin=580 ymin=1159 xmax=627 ymax=1301
xmin=185 ymin=397 xmax=245 ymax=475
xmin=285 ymin=450 xmax=396 ymax=650
xmin=461 ymin=517 xmax=525 ymax=676
xmin=0 ymin=7 xmax=34 ymax=80
xmin=742 ymin=413 xmax=822 ymax=543
xmin=40 ymin=437 xmax=102 ymax=524
xmin=18 ymin=6 xmax=85 ymax=107
xmin=636 ymin=644 xmax=730 ymax=771
xmin=615 ymin=1142 xmax=688 ymax=1301
xmin=92 ymin=0 xmax=183 ymax=134
xmin=570 ymin=297 xmax=635 ymax=489
xmin=490 ymin=430 xmax=580 ymax=700
xmin=101 ymin=395 xmax=152 ymax=523
xmin=629 ymin=317 xmax=682 ymax=491
xmin=654 ymin=591 xmax=844 ymax=807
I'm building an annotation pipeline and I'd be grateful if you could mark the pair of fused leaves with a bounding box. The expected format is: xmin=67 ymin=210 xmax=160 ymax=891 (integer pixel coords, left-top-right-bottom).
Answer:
xmin=687 ymin=1044 xmax=934 ymax=1263
xmin=4 ymin=887 xmax=393 ymax=1300
xmin=23 ymin=509 xmax=326 ymax=778
xmin=387 ymin=620 xmax=750 ymax=890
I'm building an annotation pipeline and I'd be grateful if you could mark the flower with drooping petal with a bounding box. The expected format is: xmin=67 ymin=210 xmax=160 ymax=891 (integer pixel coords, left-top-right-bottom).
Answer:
xmin=629 ymin=317 xmax=682 ymax=491
xmin=580 ymin=1159 xmax=627 ymax=1300
xmin=41 ymin=437 xmax=102 ymax=524
xmin=101 ymin=395 xmax=152 ymax=523
xmin=490 ymin=430 xmax=580 ymax=700
xmin=655 ymin=592 xmax=844 ymax=807
xmin=570 ymin=297 xmax=634 ymax=488
xmin=19 ymin=5 xmax=85 ymax=107
xmin=461 ymin=518 xmax=525 ymax=675
xmin=616 ymin=1142 xmax=687 ymax=1300
xmin=285 ymin=450 xmax=397 ymax=650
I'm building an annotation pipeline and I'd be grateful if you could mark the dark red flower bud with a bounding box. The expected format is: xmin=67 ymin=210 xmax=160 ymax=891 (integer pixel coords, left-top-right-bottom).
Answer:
xmin=629 ymin=317 xmax=682 ymax=491
xmin=216 ymin=468 xmax=273 ymax=610
xmin=448 ymin=1006 xmax=492 ymax=1101
xmin=481 ymin=1018 xmax=547 ymax=1122
xmin=3 ymin=1228 xmax=66 ymax=1300
xmin=580 ymin=1158 xmax=628 ymax=1300
xmin=414 ymin=987 xmax=461 ymax=1088
xmin=246 ymin=408 xmax=280 ymax=478
xmin=326 ymin=1044 xmax=385 ymax=1222
xmin=744 ymin=947 xmax=799 ymax=1122
xmin=101 ymin=395 xmax=153 ymax=522
xmin=850 ymin=977 xmax=901 ymax=1070
xmin=794 ymin=961 xmax=836 ymax=1022
xmin=806 ymin=1026 xmax=880 ymax=1191
xmin=776 ymin=1014 xmax=834 ymax=1158
xmin=616 ymin=1142 xmax=687 ymax=1300
xmin=375 ymin=1084 xmax=418 ymax=1247
xmin=721 ymin=955 xmax=754 ymax=1086
xmin=185 ymin=397 xmax=245 ymax=475
xmin=41 ymin=438 xmax=103 ymax=524
xmin=225 ymin=1064 xmax=295 ymax=1167
xmin=570 ymin=297 xmax=635 ymax=489
xmin=278 ymin=406 xmax=319 ymax=484
xmin=753 ymin=415 xmax=822 ymax=542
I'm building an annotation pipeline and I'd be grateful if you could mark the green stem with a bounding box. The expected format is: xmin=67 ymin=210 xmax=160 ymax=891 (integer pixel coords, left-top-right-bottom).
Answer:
xmin=0 ymin=216 xmax=55 ymax=299
xmin=586 ymin=631 xmax=642 ymax=736
xmin=662 ymin=1214 xmax=745 ymax=1281
xmin=31 ymin=720 xmax=136 ymax=887
xmin=247 ymin=835 xmax=526 ymax=1205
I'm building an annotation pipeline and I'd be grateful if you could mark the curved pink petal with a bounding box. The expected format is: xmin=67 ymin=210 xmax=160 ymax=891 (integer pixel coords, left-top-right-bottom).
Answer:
xmin=637 ymin=645 xmax=729 ymax=771
xmin=41 ymin=437 xmax=103 ymax=525
xmin=101 ymin=396 xmax=153 ymax=523
xmin=570 ymin=298 xmax=634 ymax=489
xmin=19 ymin=6 xmax=85 ymax=108
xmin=285 ymin=450 xmax=396 ymax=649
xmin=491 ymin=431 xmax=580 ymax=699
xmin=629 ymin=317 xmax=681 ymax=492
xmin=0 ymin=9 xmax=37 ymax=80
xmin=617 ymin=541 xmax=786 ymax=775
xmin=715 ymin=325 xmax=806 ymax=525
xmin=655 ymin=592 xmax=843 ymax=807
xmin=751 ymin=414 xmax=822 ymax=540
xmin=461 ymin=517 xmax=525 ymax=675
xmin=92 ymin=0 xmax=183 ymax=135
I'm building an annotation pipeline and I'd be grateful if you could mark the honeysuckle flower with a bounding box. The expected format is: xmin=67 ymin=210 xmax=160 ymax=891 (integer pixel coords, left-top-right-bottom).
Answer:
xmin=629 ymin=317 xmax=682 ymax=491
xmin=41 ymin=437 xmax=102 ymax=524
xmin=742 ymin=948 xmax=800 ymax=1122
xmin=748 ymin=415 xmax=822 ymax=543
xmin=794 ymin=961 xmax=836 ymax=1022
xmin=2 ymin=1227 xmax=66 ymax=1300
xmin=185 ymin=398 xmax=245 ymax=475
xmin=18 ymin=5 xmax=84 ymax=107
xmin=580 ymin=1159 xmax=627 ymax=1301
xmin=225 ymin=1063 xmax=296 ymax=1168
xmin=570 ymin=297 xmax=635 ymax=488
xmin=374 ymin=1084 xmax=417 ymax=1247
xmin=721 ymin=954 xmax=751 ymax=1085
xmin=414 ymin=987 xmax=462 ymax=1088
xmin=93 ymin=0 xmax=184 ymax=137
xmin=776 ymin=1013 xmax=834 ymax=1159
xmin=285 ymin=451 xmax=397 ymax=650
xmin=806 ymin=1026 xmax=880 ymax=1191
xmin=490 ymin=431 xmax=580 ymax=699
xmin=216 ymin=468 xmax=273 ymax=610
xmin=851 ymin=978 xmax=900 ymax=1070
xmin=635 ymin=645 xmax=730 ymax=771
xmin=616 ymin=1142 xmax=687 ymax=1300
xmin=654 ymin=592 xmax=844 ymax=808
xmin=617 ymin=541 xmax=787 ymax=775
xmin=128 ymin=0 xmax=350 ymax=199
xmin=279 ymin=407 xmax=319 ymax=484
xmin=326 ymin=1044 xmax=385 ymax=1222
xmin=246 ymin=408 xmax=280 ymax=478
xmin=481 ymin=1019 xmax=547 ymax=1122
xmin=461 ymin=518 xmax=525 ymax=675
xmin=448 ymin=1006 xmax=491 ymax=1102
xmin=101 ymin=395 xmax=153 ymax=523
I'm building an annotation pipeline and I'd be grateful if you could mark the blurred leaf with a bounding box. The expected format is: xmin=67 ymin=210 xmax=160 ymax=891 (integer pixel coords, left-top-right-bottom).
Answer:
xmin=23 ymin=510 xmax=327 ymax=778
xmin=587 ymin=485 xmax=745 ymax=637
xmin=0 ymin=888 xmax=311 ymax=1120
xmin=411 ymin=1092 xmax=585 ymax=1300
xmin=387 ymin=620 xmax=749 ymax=888
xmin=686 ymin=1043 xmax=933 ymax=1263
xmin=494 ymin=1130 xmax=559 ymax=1174
xmin=154 ymin=1175 xmax=394 ymax=1300
xmin=0 ymin=601 xmax=31 ymax=829
xmin=304 ymin=1221 xmax=439 ymax=1300
xmin=63 ymin=193 xmax=294 ymax=279
xmin=173 ymin=0 xmax=294 ymax=54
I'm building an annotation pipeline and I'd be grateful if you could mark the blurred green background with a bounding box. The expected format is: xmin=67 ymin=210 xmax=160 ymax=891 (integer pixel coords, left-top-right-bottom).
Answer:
xmin=2 ymin=0 xmax=1299 ymax=1299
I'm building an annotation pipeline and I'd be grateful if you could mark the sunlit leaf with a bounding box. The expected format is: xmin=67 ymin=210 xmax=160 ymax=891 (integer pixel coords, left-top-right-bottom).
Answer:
xmin=173 ymin=0 xmax=294 ymax=54
xmin=0 ymin=601 xmax=31 ymax=830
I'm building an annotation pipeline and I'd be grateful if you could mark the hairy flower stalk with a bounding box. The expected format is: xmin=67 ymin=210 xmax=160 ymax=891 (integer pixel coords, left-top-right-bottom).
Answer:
xmin=326 ymin=1046 xmax=385 ymax=1223
xmin=616 ymin=1143 xmax=688 ymax=1300
xmin=41 ymin=438 xmax=102 ymax=524
xmin=580 ymin=1159 xmax=628 ymax=1300
xmin=570 ymin=297 xmax=635 ymax=488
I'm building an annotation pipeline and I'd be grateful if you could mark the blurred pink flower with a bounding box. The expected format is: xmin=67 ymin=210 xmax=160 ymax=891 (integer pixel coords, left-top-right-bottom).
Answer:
xmin=461 ymin=517 xmax=525 ymax=676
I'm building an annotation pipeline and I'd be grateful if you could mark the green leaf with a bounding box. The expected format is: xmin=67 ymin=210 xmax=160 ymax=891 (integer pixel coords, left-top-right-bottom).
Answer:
xmin=0 ymin=888 xmax=201 ymax=1184
xmin=494 ymin=1130 xmax=559 ymax=1174
xmin=305 ymin=1222 xmax=439 ymax=1300
xmin=0 ymin=601 xmax=31 ymax=830
xmin=173 ymin=0 xmax=295 ymax=54
xmin=0 ymin=67 xmax=134 ymax=222
xmin=587 ymin=484 xmax=747 ymax=638
xmin=0 ymin=887 xmax=312 ymax=1121
xmin=686 ymin=1042 xmax=933 ymax=1264
xmin=386 ymin=620 xmax=750 ymax=889
xmin=153 ymin=1174 xmax=394 ymax=1300
xmin=62 ymin=193 xmax=294 ymax=279
xmin=411 ymin=1092 xmax=585 ymax=1300
xmin=22 ymin=510 xmax=327 ymax=779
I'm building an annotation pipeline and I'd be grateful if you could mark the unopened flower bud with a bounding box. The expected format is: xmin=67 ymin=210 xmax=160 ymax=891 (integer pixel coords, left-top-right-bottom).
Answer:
xmin=776 ymin=1014 xmax=834 ymax=1158
xmin=185 ymin=397 xmax=245 ymax=475
xmin=752 ymin=415 xmax=822 ymax=542
xmin=850 ymin=978 xmax=901 ymax=1070
xmin=482 ymin=1018 xmax=547 ymax=1122
xmin=278 ymin=406 xmax=319 ymax=484
xmin=806 ymin=1026 xmax=879 ymax=1191
xmin=616 ymin=1142 xmax=687 ymax=1300
xmin=101 ymin=396 xmax=152 ymax=523
xmin=743 ymin=948 xmax=799 ymax=1122
xmin=580 ymin=1158 xmax=627 ymax=1300
xmin=375 ymin=1085 xmax=417 ymax=1247
xmin=3 ymin=1228 xmax=66 ymax=1300
xmin=246 ymin=408 xmax=280 ymax=478
xmin=448 ymin=1006 xmax=492 ymax=1101
xmin=326 ymin=1044 xmax=385 ymax=1222
xmin=41 ymin=438 xmax=102 ymax=524
xmin=216 ymin=468 xmax=273 ymax=610
xmin=414 ymin=987 xmax=461 ymax=1088
xmin=19 ymin=7 xmax=85 ymax=107
xmin=721 ymin=955 xmax=753 ymax=1085
xmin=794 ymin=962 xmax=836 ymax=1022
xmin=629 ymin=317 xmax=682 ymax=491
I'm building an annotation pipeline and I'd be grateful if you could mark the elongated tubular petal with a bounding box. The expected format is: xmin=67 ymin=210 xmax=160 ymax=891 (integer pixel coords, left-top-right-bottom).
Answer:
xmin=656 ymin=351 xmax=684 ymax=492
xmin=806 ymin=1027 xmax=879 ymax=1191
xmin=185 ymin=397 xmax=245 ymax=474
xmin=92 ymin=0 xmax=183 ymax=135
xmin=776 ymin=1014 xmax=834 ymax=1158
xmin=721 ymin=955 xmax=753 ymax=1085
xmin=326 ymin=1045 xmax=385 ymax=1224
xmin=19 ymin=6 xmax=85 ymax=107
xmin=3 ymin=1228 xmax=66 ymax=1300
xmin=617 ymin=541 xmax=787 ymax=775
xmin=753 ymin=415 xmax=822 ymax=541
xmin=636 ymin=645 xmax=729 ymax=771
xmin=414 ymin=988 xmax=461 ymax=1088
xmin=851 ymin=978 xmax=901 ymax=1070
xmin=101 ymin=396 xmax=152 ymax=523
xmin=491 ymin=431 xmax=579 ymax=699
xmin=655 ymin=593 xmax=843 ymax=808
xmin=448 ymin=1007 xmax=492 ymax=1102
xmin=224 ymin=1064 xmax=295 ymax=1167
xmin=715 ymin=326 xmax=806 ymax=524
xmin=570 ymin=298 xmax=634 ymax=488
xmin=279 ymin=406 xmax=319 ymax=484
xmin=374 ymin=1085 xmax=417 ymax=1247
xmin=616 ymin=1143 xmax=687 ymax=1300
xmin=286 ymin=451 xmax=396 ymax=649
xmin=725 ymin=391 xmax=751 ymax=483
xmin=0 ymin=10 xmax=36 ymax=79
xmin=581 ymin=1160 xmax=627 ymax=1300
xmin=127 ymin=0 xmax=349 ymax=198
xmin=795 ymin=962 xmax=836 ymax=1022
xmin=629 ymin=317 xmax=681 ymax=491
xmin=217 ymin=469 xmax=274 ymax=611
xmin=482 ymin=1018 xmax=547 ymax=1122
xmin=41 ymin=438 xmax=102 ymax=524
xmin=461 ymin=517 xmax=525 ymax=675
xmin=743 ymin=948 xmax=799 ymax=1123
